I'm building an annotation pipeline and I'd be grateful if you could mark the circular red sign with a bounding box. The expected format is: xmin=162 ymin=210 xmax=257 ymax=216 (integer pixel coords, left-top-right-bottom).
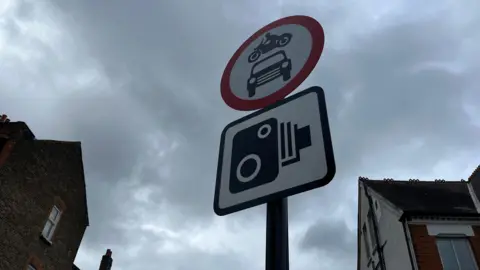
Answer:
xmin=221 ymin=15 xmax=325 ymax=111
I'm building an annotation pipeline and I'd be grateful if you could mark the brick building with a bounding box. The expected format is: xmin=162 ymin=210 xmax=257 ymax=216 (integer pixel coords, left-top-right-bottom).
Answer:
xmin=0 ymin=117 xmax=89 ymax=270
xmin=357 ymin=165 xmax=480 ymax=270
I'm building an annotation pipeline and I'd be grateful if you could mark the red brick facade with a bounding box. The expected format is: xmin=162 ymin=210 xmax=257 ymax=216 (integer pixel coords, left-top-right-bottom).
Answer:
xmin=409 ymin=224 xmax=480 ymax=270
xmin=409 ymin=224 xmax=443 ymax=270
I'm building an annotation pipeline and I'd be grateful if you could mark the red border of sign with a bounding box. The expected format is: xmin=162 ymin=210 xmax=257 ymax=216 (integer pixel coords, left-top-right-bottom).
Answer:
xmin=221 ymin=15 xmax=325 ymax=111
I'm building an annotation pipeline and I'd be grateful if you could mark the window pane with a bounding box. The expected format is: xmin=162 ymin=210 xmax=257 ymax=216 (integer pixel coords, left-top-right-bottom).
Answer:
xmin=42 ymin=220 xmax=53 ymax=239
xmin=54 ymin=210 xmax=61 ymax=223
xmin=49 ymin=207 xmax=60 ymax=222
xmin=437 ymin=239 xmax=460 ymax=270
xmin=452 ymin=238 xmax=477 ymax=270
xmin=28 ymin=265 xmax=37 ymax=270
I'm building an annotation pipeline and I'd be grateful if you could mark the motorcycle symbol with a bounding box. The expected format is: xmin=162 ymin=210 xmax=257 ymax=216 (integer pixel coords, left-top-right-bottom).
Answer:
xmin=248 ymin=32 xmax=292 ymax=63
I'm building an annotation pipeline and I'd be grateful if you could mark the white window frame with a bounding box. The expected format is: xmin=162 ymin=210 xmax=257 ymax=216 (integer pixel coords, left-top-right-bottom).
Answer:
xmin=42 ymin=205 xmax=62 ymax=242
xmin=436 ymin=236 xmax=478 ymax=270
xmin=427 ymin=224 xmax=474 ymax=236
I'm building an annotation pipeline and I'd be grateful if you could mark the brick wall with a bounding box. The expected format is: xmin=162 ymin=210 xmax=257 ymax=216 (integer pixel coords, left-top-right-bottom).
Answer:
xmin=409 ymin=224 xmax=443 ymax=270
xmin=409 ymin=224 xmax=480 ymax=270
xmin=0 ymin=139 xmax=88 ymax=270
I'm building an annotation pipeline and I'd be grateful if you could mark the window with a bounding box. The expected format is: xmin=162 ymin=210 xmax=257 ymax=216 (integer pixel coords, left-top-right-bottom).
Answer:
xmin=42 ymin=206 xmax=61 ymax=241
xmin=367 ymin=211 xmax=377 ymax=249
xmin=27 ymin=264 xmax=37 ymax=270
xmin=436 ymin=237 xmax=478 ymax=270
xmin=362 ymin=224 xmax=371 ymax=255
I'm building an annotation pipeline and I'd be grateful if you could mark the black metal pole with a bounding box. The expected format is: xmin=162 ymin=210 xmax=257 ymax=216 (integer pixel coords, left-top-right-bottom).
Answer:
xmin=266 ymin=197 xmax=289 ymax=270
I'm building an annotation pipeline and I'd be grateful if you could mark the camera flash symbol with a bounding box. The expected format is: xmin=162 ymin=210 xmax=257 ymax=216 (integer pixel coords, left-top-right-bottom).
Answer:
xmin=280 ymin=122 xmax=312 ymax=167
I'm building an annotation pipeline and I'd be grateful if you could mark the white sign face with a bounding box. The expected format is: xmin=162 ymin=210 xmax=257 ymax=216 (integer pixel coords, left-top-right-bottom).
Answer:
xmin=214 ymin=87 xmax=336 ymax=216
xmin=220 ymin=15 xmax=325 ymax=111
xmin=229 ymin=24 xmax=312 ymax=100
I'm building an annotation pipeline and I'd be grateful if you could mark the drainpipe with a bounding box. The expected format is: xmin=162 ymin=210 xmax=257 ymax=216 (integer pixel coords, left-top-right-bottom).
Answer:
xmin=364 ymin=185 xmax=387 ymax=270
xmin=401 ymin=215 xmax=417 ymax=270
xmin=400 ymin=217 xmax=416 ymax=270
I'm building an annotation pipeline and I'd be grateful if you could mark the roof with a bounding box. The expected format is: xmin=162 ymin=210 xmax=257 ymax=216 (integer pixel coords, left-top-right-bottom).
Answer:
xmin=469 ymin=165 xmax=480 ymax=182
xmin=0 ymin=121 xmax=35 ymax=139
xmin=360 ymin=178 xmax=478 ymax=216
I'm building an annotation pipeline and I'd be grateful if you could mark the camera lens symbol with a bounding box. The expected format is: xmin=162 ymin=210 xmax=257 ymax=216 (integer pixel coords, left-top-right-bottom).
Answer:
xmin=228 ymin=118 xmax=279 ymax=194
xmin=236 ymin=154 xmax=261 ymax=183
xmin=257 ymin=124 xmax=272 ymax=139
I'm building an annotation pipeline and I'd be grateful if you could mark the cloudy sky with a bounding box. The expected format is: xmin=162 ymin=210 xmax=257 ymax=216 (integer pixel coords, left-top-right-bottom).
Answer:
xmin=1 ymin=0 xmax=480 ymax=269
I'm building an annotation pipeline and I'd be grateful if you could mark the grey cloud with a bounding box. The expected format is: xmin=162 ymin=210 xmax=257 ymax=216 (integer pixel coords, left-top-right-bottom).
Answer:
xmin=50 ymin=0 xmax=480 ymax=243
xmin=119 ymin=248 xmax=250 ymax=270
xmin=49 ymin=94 xmax=162 ymax=245
xmin=288 ymin=14 xmax=480 ymax=219
xmin=46 ymin=0 xmax=251 ymax=225
xmin=54 ymin=94 xmax=156 ymax=181
xmin=76 ymin=221 xmax=252 ymax=270
xmin=300 ymin=218 xmax=356 ymax=263
xmin=292 ymin=12 xmax=480 ymax=268
xmin=4 ymin=0 xmax=480 ymax=269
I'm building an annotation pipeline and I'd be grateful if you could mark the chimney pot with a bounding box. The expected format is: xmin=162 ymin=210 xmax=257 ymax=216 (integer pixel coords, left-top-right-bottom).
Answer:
xmin=99 ymin=249 xmax=113 ymax=270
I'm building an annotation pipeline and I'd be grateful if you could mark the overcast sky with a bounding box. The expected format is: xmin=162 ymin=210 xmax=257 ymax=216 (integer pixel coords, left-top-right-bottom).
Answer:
xmin=1 ymin=0 xmax=480 ymax=269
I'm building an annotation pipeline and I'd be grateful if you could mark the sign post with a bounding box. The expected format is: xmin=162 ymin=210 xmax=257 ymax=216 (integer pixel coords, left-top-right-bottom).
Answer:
xmin=266 ymin=198 xmax=289 ymax=270
xmin=215 ymin=15 xmax=333 ymax=270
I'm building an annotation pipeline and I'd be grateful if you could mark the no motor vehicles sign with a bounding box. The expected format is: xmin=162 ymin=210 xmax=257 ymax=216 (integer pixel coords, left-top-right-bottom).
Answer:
xmin=220 ymin=15 xmax=325 ymax=111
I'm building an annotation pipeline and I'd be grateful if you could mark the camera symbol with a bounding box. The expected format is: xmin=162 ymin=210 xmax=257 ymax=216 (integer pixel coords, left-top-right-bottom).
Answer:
xmin=229 ymin=117 xmax=312 ymax=194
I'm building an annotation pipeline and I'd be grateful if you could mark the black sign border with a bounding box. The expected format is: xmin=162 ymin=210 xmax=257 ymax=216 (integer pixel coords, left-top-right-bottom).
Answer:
xmin=214 ymin=86 xmax=336 ymax=216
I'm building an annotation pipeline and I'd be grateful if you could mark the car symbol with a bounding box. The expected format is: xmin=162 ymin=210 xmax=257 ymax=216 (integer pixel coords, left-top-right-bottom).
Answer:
xmin=247 ymin=50 xmax=292 ymax=97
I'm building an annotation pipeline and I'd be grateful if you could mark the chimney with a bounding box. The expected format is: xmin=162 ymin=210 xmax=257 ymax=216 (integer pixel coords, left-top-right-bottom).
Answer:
xmin=0 ymin=114 xmax=9 ymax=124
xmin=98 ymin=249 xmax=113 ymax=270
xmin=0 ymin=115 xmax=35 ymax=140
